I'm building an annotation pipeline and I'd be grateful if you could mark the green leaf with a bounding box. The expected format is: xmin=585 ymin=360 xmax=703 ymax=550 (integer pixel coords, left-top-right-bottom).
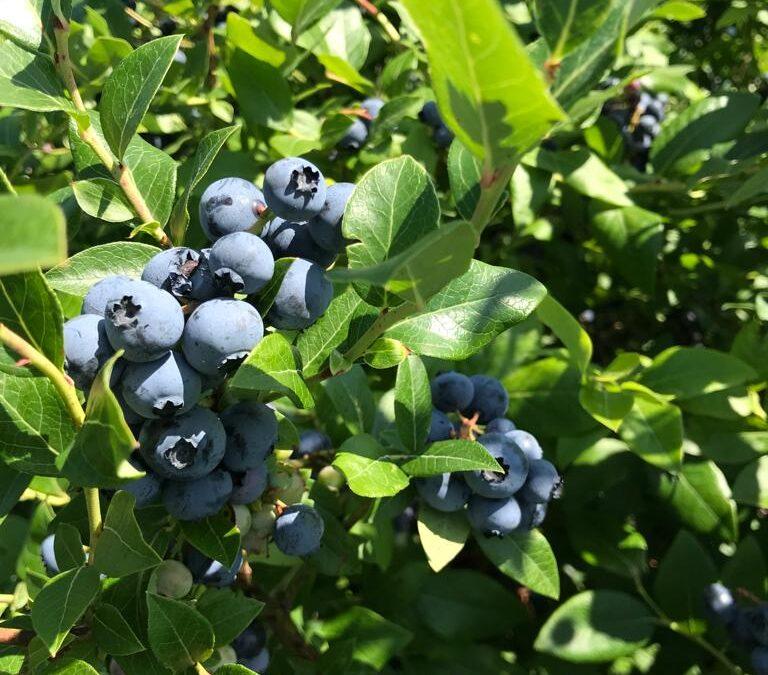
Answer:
xmin=726 ymin=165 xmax=768 ymax=207
xmin=228 ymin=333 xmax=313 ymax=409
xmin=590 ymin=206 xmax=664 ymax=292
xmin=733 ymin=456 xmax=768 ymax=509
xmin=169 ymin=125 xmax=239 ymax=243
xmin=180 ymin=514 xmax=240 ymax=569
xmin=333 ymin=434 xmax=410 ymax=498
xmin=447 ymin=140 xmax=482 ymax=220
xmin=45 ymin=242 xmax=160 ymax=307
xmin=296 ymin=287 xmax=378 ymax=377
xmin=722 ymin=536 xmax=767 ymax=598
xmin=344 ymin=156 xmax=440 ymax=304
xmin=394 ymin=355 xmax=431 ymax=453
xmin=536 ymin=294 xmax=593 ymax=372
xmin=225 ymin=13 xmax=285 ymax=67
xmin=640 ymin=347 xmax=756 ymax=400
xmin=0 ymin=270 xmax=64 ymax=367
xmin=31 ymin=566 xmax=101 ymax=656
xmin=386 ymin=260 xmax=547 ymax=360
xmin=535 ymin=590 xmax=654 ymax=662
xmin=652 ymin=0 xmax=706 ymax=21
xmin=534 ymin=0 xmax=613 ymax=58
xmin=53 ymin=523 xmax=84 ymax=572
xmin=650 ymin=93 xmax=760 ymax=174
xmin=0 ymin=1 xmax=43 ymax=51
xmin=0 ymin=195 xmax=67 ymax=274
xmin=297 ymin=5 xmax=370 ymax=70
xmin=271 ymin=0 xmax=343 ymax=38
xmin=579 ymin=378 xmax=634 ymax=432
xmin=619 ymin=391 xmax=683 ymax=471
xmin=652 ymin=530 xmax=716 ymax=632
xmin=72 ymin=179 xmax=134 ymax=223
xmin=654 ymin=459 xmax=737 ymax=542
xmin=146 ymin=593 xmax=215 ymax=672
xmin=196 ymin=588 xmax=264 ymax=648
xmin=476 ymin=530 xmax=560 ymax=599
xmin=417 ymin=506 xmax=470 ymax=572
xmin=92 ymin=603 xmax=145 ymax=655
xmin=40 ymin=659 xmax=100 ymax=674
xmin=227 ymin=49 xmax=292 ymax=130
xmin=320 ymin=365 xmax=375 ymax=435
xmin=0 ymin=463 xmax=29 ymax=517
xmin=101 ymin=35 xmax=184 ymax=159
xmin=58 ymin=354 xmax=141 ymax=488
xmin=694 ymin=430 xmax=768 ymax=465
xmin=402 ymin=440 xmax=502 ymax=476
xmin=111 ymin=651 xmax=172 ymax=675
xmin=0 ymin=39 xmax=73 ymax=113
xmin=400 ymin=0 xmax=564 ymax=166
xmin=93 ymin=491 xmax=163 ymax=577
xmin=364 ymin=337 xmax=409 ymax=370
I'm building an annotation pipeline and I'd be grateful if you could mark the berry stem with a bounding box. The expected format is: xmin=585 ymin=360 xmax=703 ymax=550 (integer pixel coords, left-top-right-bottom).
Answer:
xmin=0 ymin=167 xmax=17 ymax=196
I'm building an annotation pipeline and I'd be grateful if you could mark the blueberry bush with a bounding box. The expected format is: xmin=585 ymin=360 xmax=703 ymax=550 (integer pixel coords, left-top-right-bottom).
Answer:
xmin=0 ymin=0 xmax=767 ymax=673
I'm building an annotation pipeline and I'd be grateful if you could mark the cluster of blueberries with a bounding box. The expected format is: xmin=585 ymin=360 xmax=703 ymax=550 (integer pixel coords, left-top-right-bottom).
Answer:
xmin=338 ymin=97 xmax=385 ymax=151
xmin=601 ymin=79 xmax=668 ymax=170
xmin=414 ymin=372 xmax=561 ymax=537
xmin=706 ymin=583 xmax=768 ymax=674
xmin=418 ymin=101 xmax=454 ymax=149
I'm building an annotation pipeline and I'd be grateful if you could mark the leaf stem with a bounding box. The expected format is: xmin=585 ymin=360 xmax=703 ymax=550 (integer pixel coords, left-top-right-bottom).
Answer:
xmin=51 ymin=7 xmax=170 ymax=248
xmin=84 ymin=487 xmax=102 ymax=563
xmin=0 ymin=167 xmax=17 ymax=196
xmin=342 ymin=301 xmax=415 ymax=364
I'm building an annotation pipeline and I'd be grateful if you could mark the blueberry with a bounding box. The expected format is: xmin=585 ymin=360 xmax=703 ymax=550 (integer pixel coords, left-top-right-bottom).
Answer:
xmin=430 ymin=371 xmax=474 ymax=412
xmin=184 ymin=546 xmax=243 ymax=586
xmin=63 ymin=314 xmax=114 ymax=392
xmin=307 ymin=182 xmax=355 ymax=253
xmin=154 ymin=560 xmax=193 ymax=599
xmin=505 ymin=430 xmax=543 ymax=461
xmin=705 ymin=583 xmax=737 ymax=624
xmin=434 ymin=125 xmax=454 ymax=148
xmin=646 ymin=99 xmax=666 ymax=121
xmin=294 ymin=430 xmax=332 ymax=457
xmin=159 ymin=17 xmax=177 ymax=36
xmin=485 ymin=418 xmax=516 ymax=434
xmin=747 ymin=605 xmax=768 ymax=646
xmin=163 ymin=469 xmax=233 ymax=521
xmin=122 ymin=351 xmax=202 ymax=419
xmin=104 ymin=280 xmax=185 ymax=363
xmin=82 ymin=275 xmax=134 ymax=316
xmin=467 ymin=495 xmax=522 ymax=537
xmin=263 ymin=157 xmax=327 ymax=221
xmin=428 ymin=409 xmax=453 ymax=442
xmin=266 ymin=259 xmax=333 ymax=330
xmin=339 ymin=118 xmax=368 ymax=151
xmin=273 ymin=504 xmax=324 ymax=557
xmin=464 ymin=433 xmax=529 ymax=498
xmin=139 ymin=407 xmax=226 ymax=481
xmin=239 ymin=648 xmax=269 ymax=674
xmin=182 ymin=299 xmax=264 ymax=375
xmin=189 ymin=248 xmax=226 ymax=301
xmin=141 ymin=247 xmax=200 ymax=298
xmin=519 ymin=500 xmax=547 ymax=530
xmin=361 ymin=97 xmax=385 ymax=122
xmin=518 ymin=460 xmax=561 ymax=503
xmin=123 ymin=457 xmax=163 ymax=507
xmin=199 ymin=178 xmax=266 ymax=242
xmin=261 ymin=218 xmax=336 ymax=267
xmin=115 ymin=388 xmax=144 ymax=427
xmin=754 ymin=647 xmax=768 ymax=675
xmin=207 ymin=231 xmax=275 ymax=295
xmin=415 ymin=473 xmax=471 ymax=512
xmin=220 ymin=402 xmax=278 ymax=472
xmin=40 ymin=534 xmax=59 ymax=575
xmin=233 ymin=622 xmax=267 ymax=659
xmin=230 ymin=464 xmax=269 ymax=505
xmin=419 ymin=101 xmax=443 ymax=128
xmin=461 ymin=375 xmax=508 ymax=424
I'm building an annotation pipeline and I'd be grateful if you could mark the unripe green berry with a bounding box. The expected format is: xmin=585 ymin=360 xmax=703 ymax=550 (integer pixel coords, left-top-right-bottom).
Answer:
xmin=154 ymin=560 xmax=193 ymax=599
xmin=233 ymin=504 xmax=252 ymax=533
xmin=273 ymin=471 xmax=305 ymax=504
xmin=317 ymin=465 xmax=345 ymax=491
xmin=217 ymin=645 xmax=237 ymax=667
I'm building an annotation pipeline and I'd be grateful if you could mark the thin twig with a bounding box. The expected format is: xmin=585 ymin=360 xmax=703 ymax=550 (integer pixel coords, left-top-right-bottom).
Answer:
xmin=0 ymin=167 xmax=17 ymax=196
xmin=354 ymin=0 xmax=400 ymax=42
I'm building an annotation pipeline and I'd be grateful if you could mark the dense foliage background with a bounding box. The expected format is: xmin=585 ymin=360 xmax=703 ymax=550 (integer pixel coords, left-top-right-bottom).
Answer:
xmin=1 ymin=0 xmax=768 ymax=673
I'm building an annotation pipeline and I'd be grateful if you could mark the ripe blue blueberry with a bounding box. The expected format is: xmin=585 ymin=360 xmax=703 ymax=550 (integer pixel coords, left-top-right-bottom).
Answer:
xmin=263 ymin=157 xmax=327 ymax=221
xmin=182 ymin=299 xmax=264 ymax=375
xmin=274 ymin=504 xmax=325 ymax=557
xmin=220 ymin=402 xmax=278 ymax=472
xmin=467 ymin=495 xmax=522 ymax=537
xmin=188 ymin=248 xmax=226 ymax=301
xmin=485 ymin=418 xmax=516 ymax=434
xmin=428 ymin=409 xmax=453 ymax=443
xmin=104 ymin=280 xmax=185 ymax=363
xmin=461 ymin=375 xmax=509 ymax=424
xmin=261 ymin=217 xmax=336 ymax=267
xmin=419 ymin=101 xmax=443 ymax=128
xmin=208 ymin=231 xmax=275 ymax=294
xmin=339 ymin=118 xmax=368 ymax=151
xmin=430 ymin=371 xmax=475 ymax=412
xmin=705 ymin=583 xmax=737 ymax=624
xmin=307 ymin=182 xmax=355 ymax=253
xmin=506 ymin=430 xmax=543 ymax=461
xmin=199 ymin=178 xmax=266 ymax=242
xmin=82 ymin=275 xmax=135 ymax=316
xmin=434 ymin=125 xmax=454 ymax=148
xmin=415 ymin=473 xmax=471 ymax=512
xmin=518 ymin=459 xmax=561 ymax=503
xmin=63 ymin=314 xmax=114 ymax=392
xmin=122 ymin=351 xmax=202 ymax=419
xmin=139 ymin=407 xmax=226 ymax=481
xmin=464 ymin=432 xmax=529 ymax=498
xmin=163 ymin=468 xmax=233 ymax=521
xmin=361 ymin=97 xmax=385 ymax=122
xmin=40 ymin=534 xmax=59 ymax=575
xmin=142 ymin=247 xmax=200 ymax=298
xmin=266 ymin=258 xmax=333 ymax=330
xmin=233 ymin=622 xmax=267 ymax=659
xmin=123 ymin=457 xmax=163 ymax=507
xmin=519 ymin=500 xmax=547 ymax=530
xmin=230 ymin=464 xmax=269 ymax=505
xmin=184 ymin=546 xmax=243 ymax=586
xmin=294 ymin=430 xmax=333 ymax=457
xmin=115 ymin=388 xmax=144 ymax=427
xmin=239 ymin=648 xmax=269 ymax=674
xmin=753 ymin=647 xmax=768 ymax=675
